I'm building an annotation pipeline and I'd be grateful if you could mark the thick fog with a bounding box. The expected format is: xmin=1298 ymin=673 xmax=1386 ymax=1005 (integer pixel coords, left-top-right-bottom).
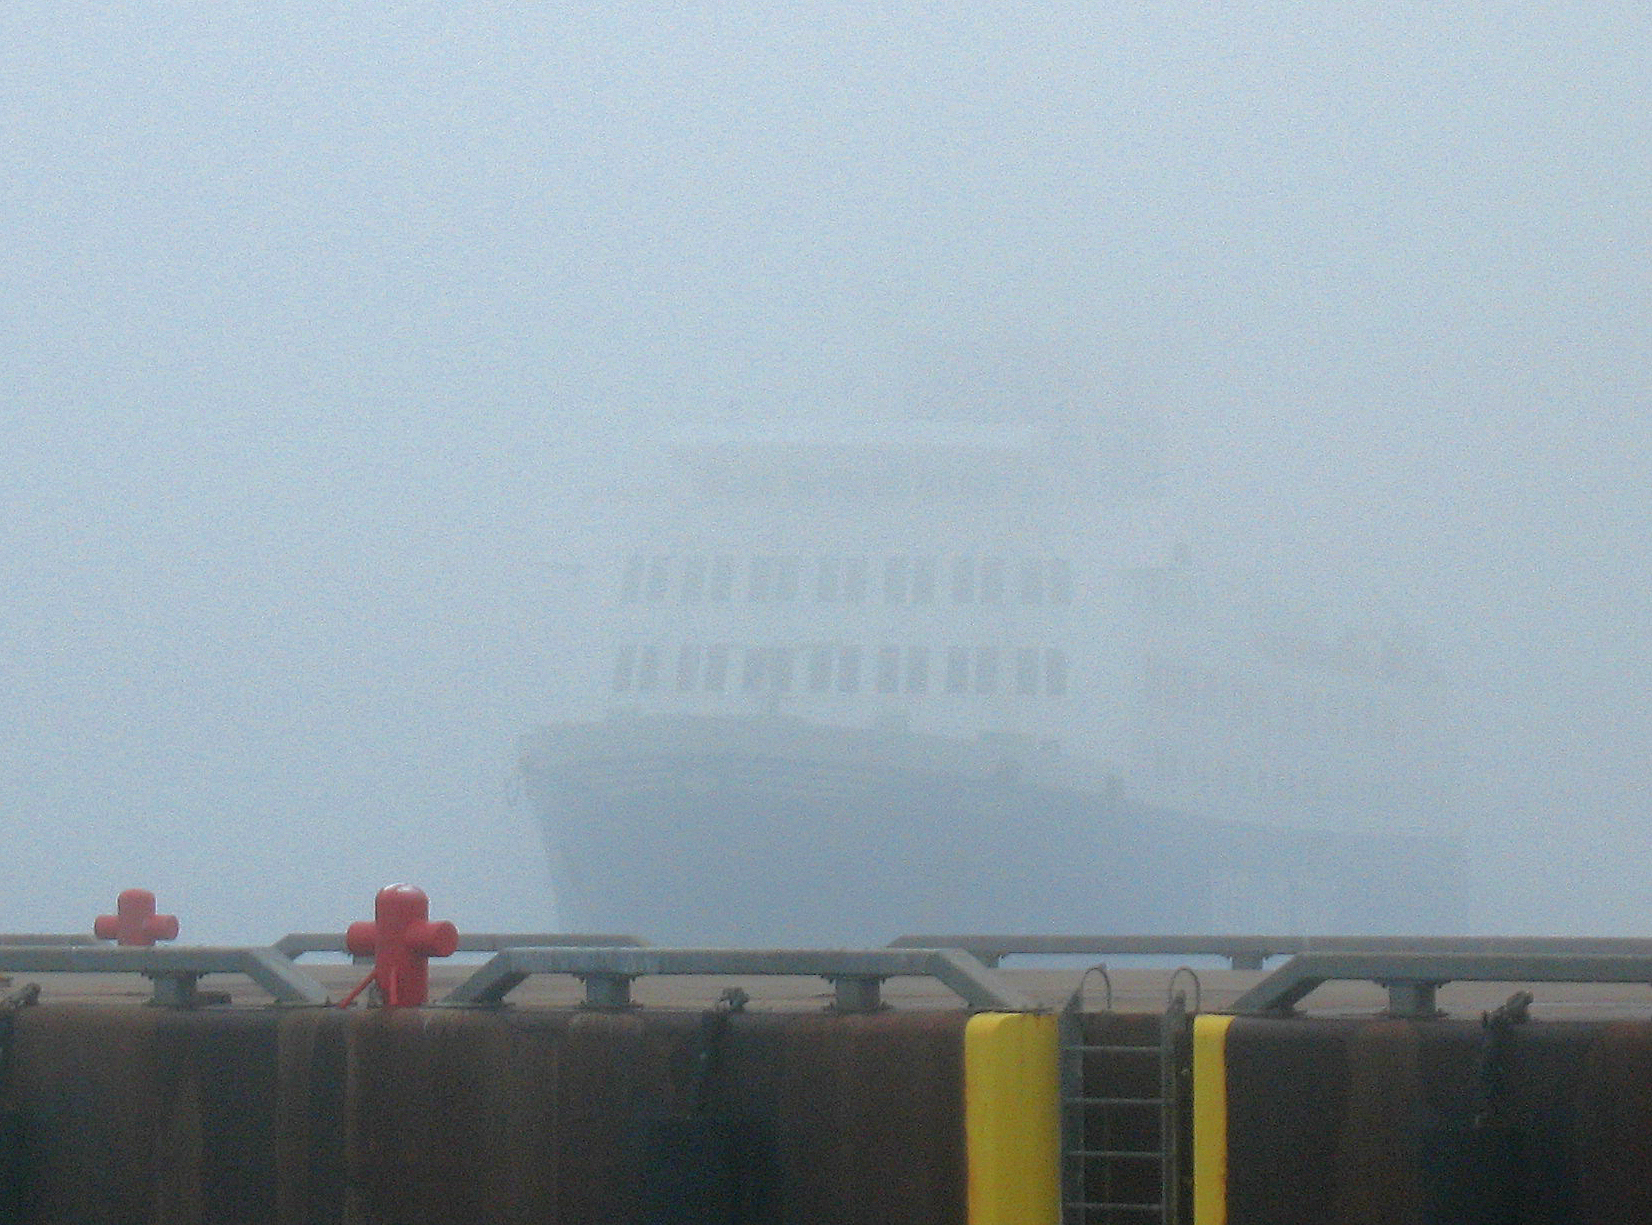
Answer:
xmin=4 ymin=3 xmax=1648 ymax=942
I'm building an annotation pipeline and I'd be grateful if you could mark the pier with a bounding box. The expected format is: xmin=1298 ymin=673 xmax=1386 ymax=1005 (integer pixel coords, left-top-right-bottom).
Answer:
xmin=2 ymin=895 xmax=1651 ymax=1222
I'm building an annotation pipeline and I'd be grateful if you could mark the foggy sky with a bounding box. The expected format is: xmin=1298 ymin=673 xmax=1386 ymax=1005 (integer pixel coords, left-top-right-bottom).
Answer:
xmin=4 ymin=2 xmax=1649 ymax=940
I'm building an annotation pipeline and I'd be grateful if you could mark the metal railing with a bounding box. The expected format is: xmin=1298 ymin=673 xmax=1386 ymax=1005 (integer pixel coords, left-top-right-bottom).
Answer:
xmin=438 ymin=946 xmax=1035 ymax=1012
xmin=0 ymin=937 xmax=1027 ymax=1012
xmin=0 ymin=934 xmax=102 ymax=947
xmin=0 ymin=945 xmax=330 ymax=1007
xmin=273 ymin=931 xmax=645 ymax=959
xmin=17 ymin=931 xmax=1651 ymax=1019
xmin=888 ymin=933 xmax=1652 ymax=971
xmin=1231 ymin=950 xmax=1652 ymax=1018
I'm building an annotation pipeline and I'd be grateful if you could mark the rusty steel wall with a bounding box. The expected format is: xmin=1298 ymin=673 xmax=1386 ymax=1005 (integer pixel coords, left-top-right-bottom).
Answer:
xmin=1221 ymin=1016 xmax=1652 ymax=1225
xmin=0 ymin=1004 xmax=969 ymax=1225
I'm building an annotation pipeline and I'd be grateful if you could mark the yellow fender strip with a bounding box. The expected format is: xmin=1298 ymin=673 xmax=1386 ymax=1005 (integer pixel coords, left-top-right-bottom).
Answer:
xmin=964 ymin=1012 xmax=1060 ymax=1225
xmin=1192 ymin=1014 xmax=1235 ymax=1225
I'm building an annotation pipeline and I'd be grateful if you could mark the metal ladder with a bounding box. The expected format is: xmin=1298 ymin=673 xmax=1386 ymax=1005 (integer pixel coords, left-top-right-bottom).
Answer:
xmin=1059 ymin=970 xmax=1190 ymax=1223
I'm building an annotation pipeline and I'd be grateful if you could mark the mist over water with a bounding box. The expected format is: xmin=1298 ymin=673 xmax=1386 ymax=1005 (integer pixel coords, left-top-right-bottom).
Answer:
xmin=3 ymin=3 xmax=1648 ymax=942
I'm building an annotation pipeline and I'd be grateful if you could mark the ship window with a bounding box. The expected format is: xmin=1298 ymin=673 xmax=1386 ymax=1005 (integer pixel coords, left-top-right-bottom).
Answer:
xmin=1044 ymin=648 xmax=1068 ymax=695
xmin=1048 ymin=558 xmax=1073 ymax=604
xmin=979 ymin=558 xmax=1005 ymax=604
xmin=774 ymin=557 xmax=799 ymax=601
xmin=676 ymin=644 xmax=700 ymax=691
xmin=1015 ymin=647 xmax=1039 ymax=695
xmin=741 ymin=647 xmax=768 ymax=692
xmin=974 ymin=646 xmax=998 ymax=694
xmin=945 ymin=647 xmax=970 ymax=694
xmin=910 ymin=558 xmax=936 ymax=604
xmin=708 ymin=556 xmax=734 ymax=602
xmin=681 ymin=556 xmax=705 ymax=602
xmin=951 ymin=557 xmax=975 ymax=603
xmin=702 ymin=645 xmax=729 ymax=692
xmin=905 ymin=645 xmax=929 ymax=693
xmin=883 ymin=555 xmax=909 ymax=604
xmin=808 ymin=645 xmax=833 ymax=692
xmin=841 ymin=557 xmax=867 ymax=604
xmin=611 ymin=645 xmax=636 ymax=692
xmin=770 ymin=647 xmax=794 ymax=692
xmin=749 ymin=556 xmax=774 ymax=602
xmin=815 ymin=558 xmax=839 ymax=602
xmin=646 ymin=557 xmax=670 ymax=601
xmin=1019 ymin=559 xmax=1044 ymax=606
xmin=876 ymin=645 xmax=901 ymax=693
xmin=836 ymin=645 xmax=862 ymax=693
xmin=620 ymin=556 xmax=644 ymax=602
xmin=636 ymin=646 xmax=660 ymax=691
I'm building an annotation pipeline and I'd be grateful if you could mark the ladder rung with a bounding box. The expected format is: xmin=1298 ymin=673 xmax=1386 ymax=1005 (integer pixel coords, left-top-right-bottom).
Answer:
xmin=1064 ymin=1202 xmax=1163 ymax=1212
xmin=1064 ymin=1096 xmax=1163 ymax=1106
xmin=1063 ymin=1044 xmax=1159 ymax=1054
xmin=1065 ymin=1149 xmax=1164 ymax=1159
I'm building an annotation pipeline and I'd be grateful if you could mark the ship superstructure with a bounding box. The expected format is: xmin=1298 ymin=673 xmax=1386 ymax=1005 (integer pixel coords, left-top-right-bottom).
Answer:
xmin=599 ymin=422 xmax=1163 ymax=750
xmin=523 ymin=419 xmax=1462 ymax=943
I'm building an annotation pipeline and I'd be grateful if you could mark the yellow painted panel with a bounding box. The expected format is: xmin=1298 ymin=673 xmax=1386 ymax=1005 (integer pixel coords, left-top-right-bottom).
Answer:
xmin=964 ymin=1012 xmax=1060 ymax=1225
xmin=1192 ymin=1014 xmax=1234 ymax=1225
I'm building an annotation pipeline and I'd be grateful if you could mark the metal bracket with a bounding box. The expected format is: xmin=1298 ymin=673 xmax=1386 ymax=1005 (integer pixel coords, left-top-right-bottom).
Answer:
xmin=828 ymin=976 xmax=884 ymax=1012
xmin=143 ymin=973 xmax=229 ymax=1009
xmin=579 ymin=973 xmax=636 ymax=1009
xmin=1379 ymin=979 xmax=1442 ymax=1019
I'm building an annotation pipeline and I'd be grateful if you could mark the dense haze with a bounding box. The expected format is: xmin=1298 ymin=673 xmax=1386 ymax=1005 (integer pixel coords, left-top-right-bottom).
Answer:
xmin=4 ymin=3 xmax=1648 ymax=941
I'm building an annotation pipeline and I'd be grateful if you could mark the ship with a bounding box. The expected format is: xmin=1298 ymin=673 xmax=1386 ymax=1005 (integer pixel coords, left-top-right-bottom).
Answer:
xmin=519 ymin=419 xmax=1465 ymax=946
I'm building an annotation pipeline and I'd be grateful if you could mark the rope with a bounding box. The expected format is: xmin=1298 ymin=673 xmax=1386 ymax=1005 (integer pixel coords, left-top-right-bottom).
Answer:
xmin=335 ymin=967 xmax=378 ymax=1009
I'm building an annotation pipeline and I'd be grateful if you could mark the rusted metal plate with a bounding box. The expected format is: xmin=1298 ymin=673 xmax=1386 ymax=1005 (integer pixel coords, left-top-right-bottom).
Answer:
xmin=1 ymin=1003 xmax=969 ymax=1224
xmin=15 ymin=992 xmax=1652 ymax=1223
xmin=1222 ymin=1016 xmax=1652 ymax=1225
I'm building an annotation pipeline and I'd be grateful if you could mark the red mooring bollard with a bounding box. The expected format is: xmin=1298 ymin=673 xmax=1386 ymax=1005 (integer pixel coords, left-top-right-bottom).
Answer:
xmin=93 ymin=888 xmax=180 ymax=947
xmin=343 ymin=884 xmax=458 ymax=1007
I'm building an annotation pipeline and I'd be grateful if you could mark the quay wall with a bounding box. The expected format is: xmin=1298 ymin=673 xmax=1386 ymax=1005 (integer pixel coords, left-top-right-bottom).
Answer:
xmin=7 ymin=997 xmax=1652 ymax=1223
xmin=1199 ymin=1015 xmax=1652 ymax=1225
xmin=0 ymin=1005 xmax=997 ymax=1225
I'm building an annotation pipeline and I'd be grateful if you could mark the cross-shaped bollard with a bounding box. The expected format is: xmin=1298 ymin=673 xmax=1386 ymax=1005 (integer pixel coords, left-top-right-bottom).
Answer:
xmin=344 ymin=884 xmax=458 ymax=1007
xmin=93 ymin=888 xmax=180 ymax=947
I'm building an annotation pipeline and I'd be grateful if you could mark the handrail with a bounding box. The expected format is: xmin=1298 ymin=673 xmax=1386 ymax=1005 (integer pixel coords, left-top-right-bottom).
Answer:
xmin=439 ymin=945 xmax=1035 ymax=1012
xmin=888 ymin=934 xmax=1652 ymax=971
xmin=274 ymin=931 xmax=646 ymax=959
xmin=1231 ymin=951 xmax=1652 ymax=1018
xmin=0 ymin=945 xmax=330 ymax=1007
xmin=0 ymin=934 xmax=102 ymax=947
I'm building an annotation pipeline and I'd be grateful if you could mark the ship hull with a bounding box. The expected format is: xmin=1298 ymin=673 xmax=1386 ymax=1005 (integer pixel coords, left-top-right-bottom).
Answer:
xmin=521 ymin=715 xmax=1461 ymax=946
